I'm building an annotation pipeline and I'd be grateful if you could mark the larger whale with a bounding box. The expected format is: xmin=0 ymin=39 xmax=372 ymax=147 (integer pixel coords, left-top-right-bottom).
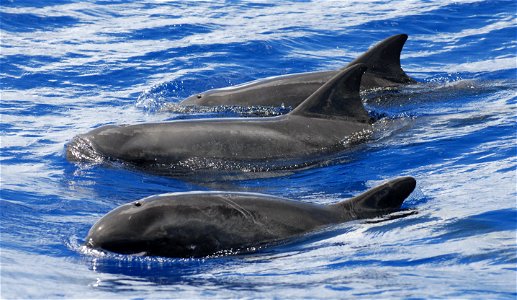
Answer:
xmin=85 ymin=176 xmax=416 ymax=258
xmin=67 ymin=64 xmax=375 ymax=172
xmin=180 ymin=34 xmax=415 ymax=108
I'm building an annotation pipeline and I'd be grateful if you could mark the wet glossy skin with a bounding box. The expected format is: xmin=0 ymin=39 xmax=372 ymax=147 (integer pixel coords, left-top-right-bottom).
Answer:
xmin=85 ymin=177 xmax=416 ymax=257
xmin=67 ymin=114 xmax=370 ymax=165
xmin=67 ymin=64 xmax=372 ymax=169
xmin=181 ymin=34 xmax=415 ymax=108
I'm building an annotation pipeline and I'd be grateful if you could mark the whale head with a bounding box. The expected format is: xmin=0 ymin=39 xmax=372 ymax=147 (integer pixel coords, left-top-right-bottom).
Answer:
xmin=181 ymin=89 xmax=232 ymax=106
xmin=85 ymin=195 xmax=218 ymax=257
xmin=85 ymin=197 xmax=169 ymax=256
xmin=66 ymin=124 xmax=148 ymax=164
xmin=182 ymin=92 xmax=207 ymax=105
xmin=66 ymin=125 xmax=120 ymax=162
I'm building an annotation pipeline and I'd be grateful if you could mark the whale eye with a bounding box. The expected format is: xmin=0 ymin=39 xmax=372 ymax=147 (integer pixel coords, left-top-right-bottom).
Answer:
xmin=197 ymin=94 xmax=202 ymax=99
xmin=134 ymin=201 xmax=142 ymax=207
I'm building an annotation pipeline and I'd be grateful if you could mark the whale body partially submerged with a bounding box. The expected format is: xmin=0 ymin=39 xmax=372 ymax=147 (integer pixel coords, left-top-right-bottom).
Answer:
xmin=180 ymin=34 xmax=415 ymax=108
xmin=67 ymin=64 xmax=377 ymax=173
xmin=85 ymin=177 xmax=416 ymax=258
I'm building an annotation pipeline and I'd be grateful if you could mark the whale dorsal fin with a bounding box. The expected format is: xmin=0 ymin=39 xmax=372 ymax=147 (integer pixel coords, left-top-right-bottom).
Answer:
xmin=347 ymin=34 xmax=415 ymax=84
xmin=290 ymin=63 xmax=369 ymax=122
xmin=331 ymin=177 xmax=416 ymax=220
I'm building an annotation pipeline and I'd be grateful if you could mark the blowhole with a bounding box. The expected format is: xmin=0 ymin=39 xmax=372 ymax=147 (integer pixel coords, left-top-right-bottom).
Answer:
xmin=134 ymin=202 xmax=142 ymax=207
xmin=197 ymin=94 xmax=202 ymax=99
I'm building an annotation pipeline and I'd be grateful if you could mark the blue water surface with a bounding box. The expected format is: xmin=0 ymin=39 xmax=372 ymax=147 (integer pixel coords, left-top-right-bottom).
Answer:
xmin=1 ymin=0 xmax=516 ymax=298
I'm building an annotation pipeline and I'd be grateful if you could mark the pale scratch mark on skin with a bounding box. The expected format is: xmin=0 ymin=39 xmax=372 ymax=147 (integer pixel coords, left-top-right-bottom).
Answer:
xmin=217 ymin=195 xmax=254 ymax=220
xmin=216 ymin=195 xmax=281 ymax=236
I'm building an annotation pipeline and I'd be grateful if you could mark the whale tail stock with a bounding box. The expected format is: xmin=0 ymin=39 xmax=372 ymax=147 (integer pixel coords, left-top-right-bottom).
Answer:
xmin=331 ymin=177 xmax=417 ymax=220
xmin=348 ymin=33 xmax=416 ymax=84
xmin=290 ymin=63 xmax=370 ymax=122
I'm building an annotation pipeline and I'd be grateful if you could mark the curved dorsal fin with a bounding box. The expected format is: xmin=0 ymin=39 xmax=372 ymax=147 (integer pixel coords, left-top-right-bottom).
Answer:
xmin=331 ymin=177 xmax=416 ymax=220
xmin=347 ymin=34 xmax=415 ymax=84
xmin=290 ymin=63 xmax=369 ymax=122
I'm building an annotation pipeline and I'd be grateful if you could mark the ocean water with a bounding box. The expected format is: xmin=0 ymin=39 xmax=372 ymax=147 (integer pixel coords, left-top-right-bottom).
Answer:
xmin=1 ymin=0 xmax=516 ymax=298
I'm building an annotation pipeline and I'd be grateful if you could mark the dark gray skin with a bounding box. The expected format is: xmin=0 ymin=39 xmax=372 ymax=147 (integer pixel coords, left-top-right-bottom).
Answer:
xmin=67 ymin=64 xmax=372 ymax=170
xmin=180 ymin=34 xmax=415 ymax=108
xmin=85 ymin=177 xmax=416 ymax=258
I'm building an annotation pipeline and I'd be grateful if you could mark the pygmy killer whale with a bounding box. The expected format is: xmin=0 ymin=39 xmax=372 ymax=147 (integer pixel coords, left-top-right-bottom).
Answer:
xmin=67 ymin=63 xmax=375 ymax=172
xmin=180 ymin=34 xmax=415 ymax=108
xmin=85 ymin=176 xmax=417 ymax=257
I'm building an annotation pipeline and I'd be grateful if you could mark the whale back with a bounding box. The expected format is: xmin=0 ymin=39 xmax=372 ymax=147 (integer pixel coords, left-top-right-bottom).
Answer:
xmin=84 ymin=192 xmax=339 ymax=257
xmin=84 ymin=178 xmax=416 ymax=258
xmin=290 ymin=63 xmax=370 ymax=122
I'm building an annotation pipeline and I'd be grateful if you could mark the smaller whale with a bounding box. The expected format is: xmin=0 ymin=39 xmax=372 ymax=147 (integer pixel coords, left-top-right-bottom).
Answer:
xmin=85 ymin=177 xmax=416 ymax=258
xmin=180 ymin=34 xmax=415 ymax=108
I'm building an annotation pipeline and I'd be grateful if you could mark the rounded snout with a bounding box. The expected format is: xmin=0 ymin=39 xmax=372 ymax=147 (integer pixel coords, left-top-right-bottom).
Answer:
xmin=85 ymin=215 xmax=126 ymax=253
xmin=66 ymin=125 xmax=124 ymax=163
xmin=85 ymin=220 xmax=108 ymax=249
xmin=66 ymin=135 xmax=99 ymax=162
xmin=84 ymin=202 xmax=149 ymax=255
